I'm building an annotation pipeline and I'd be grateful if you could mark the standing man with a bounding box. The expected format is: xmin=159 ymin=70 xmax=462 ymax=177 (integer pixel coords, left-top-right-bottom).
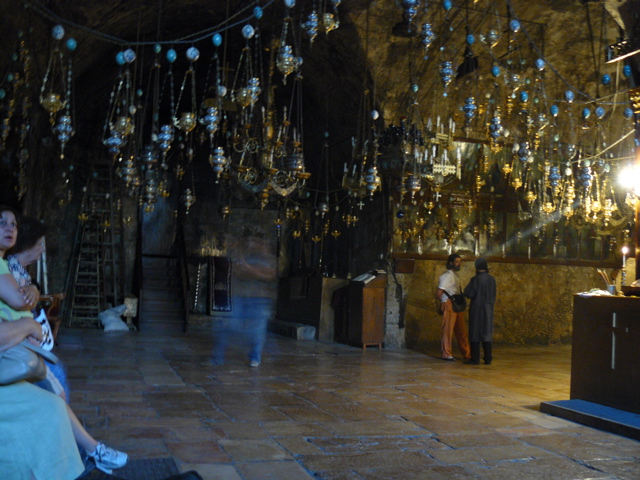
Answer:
xmin=437 ymin=253 xmax=471 ymax=362
xmin=463 ymin=257 xmax=496 ymax=365
xmin=211 ymin=232 xmax=277 ymax=367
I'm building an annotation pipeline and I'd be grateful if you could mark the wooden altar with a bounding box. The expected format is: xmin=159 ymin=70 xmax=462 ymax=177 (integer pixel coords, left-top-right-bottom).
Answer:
xmin=571 ymin=295 xmax=640 ymax=414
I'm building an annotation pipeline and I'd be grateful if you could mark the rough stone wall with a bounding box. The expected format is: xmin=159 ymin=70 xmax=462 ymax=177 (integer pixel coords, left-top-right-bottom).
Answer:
xmin=396 ymin=258 xmax=609 ymax=350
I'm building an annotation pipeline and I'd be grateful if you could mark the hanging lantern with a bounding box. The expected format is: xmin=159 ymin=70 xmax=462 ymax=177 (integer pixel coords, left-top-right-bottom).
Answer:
xmin=175 ymin=112 xmax=197 ymax=133
xmin=439 ymin=61 xmax=454 ymax=95
xmin=488 ymin=112 xmax=504 ymax=142
xmin=317 ymin=202 xmax=329 ymax=216
xmin=548 ymin=166 xmax=561 ymax=189
xmin=364 ymin=166 xmax=381 ymax=195
xmin=276 ymin=45 xmax=301 ymax=80
xmin=111 ymin=115 xmax=134 ymax=137
xmin=405 ymin=174 xmax=421 ymax=199
xmin=322 ymin=11 xmax=339 ymax=33
xmin=54 ymin=114 xmax=74 ymax=155
xmin=579 ymin=166 xmax=592 ymax=188
xmin=286 ymin=151 xmax=305 ymax=172
xmin=303 ymin=11 xmax=319 ymax=43
xmin=200 ymin=107 xmax=220 ymax=139
xmin=209 ymin=146 xmax=228 ymax=180
xmin=181 ymin=188 xmax=196 ymax=213
xmin=157 ymin=124 xmax=175 ymax=156
xmin=462 ymin=97 xmax=477 ymax=127
xmin=235 ymin=77 xmax=261 ymax=108
xmin=143 ymin=177 xmax=158 ymax=212
xmin=483 ymin=29 xmax=500 ymax=48
xmin=119 ymin=157 xmax=139 ymax=187
xmin=517 ymin=142 xmax=531 ymax=163
xmin=139 ymin=145 xmax=158 ymax=169
xmin=41 ymin=92 xmax=65 ymax=117
xmin=104 ymin=132 xmax=125 ymax=157
xmin=420 ymin=24 xmax=436 ymax=58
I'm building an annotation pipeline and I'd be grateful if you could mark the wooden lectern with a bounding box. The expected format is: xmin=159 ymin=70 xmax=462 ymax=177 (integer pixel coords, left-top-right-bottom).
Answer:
xmin=347 ymin=273 xmax=386 ymax=349
xmin=572 ymin=295 xmax=640 ymax=414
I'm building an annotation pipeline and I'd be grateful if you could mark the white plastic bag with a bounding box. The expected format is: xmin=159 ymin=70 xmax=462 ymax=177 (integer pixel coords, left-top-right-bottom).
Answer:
xmin=98 ymin=304 xmax=129 ymax=331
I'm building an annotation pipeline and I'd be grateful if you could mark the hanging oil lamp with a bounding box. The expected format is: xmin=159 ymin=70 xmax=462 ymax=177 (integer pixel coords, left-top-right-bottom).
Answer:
xmin=303 ymin=11 xmax=319 ymax=43
xmin=209 ymin=146 xmax=228 ymax=181
xmin=420 ymin=24 xmax=436 ymax=59
xmin=143 ymin=176 xmax=158 ymax=212
xmin=181 ymin=188 xmax=196 ymax=213
xmin=321 ymin=0 xmax=341 ymax=34
xmin=277 ymin=4 xmax=302 ymax=83
xmin=40 ymin=26 xmax=68 ymax=124
xmin=364 ymin=165 xmax=381 ymax=196
xmin=439 ymin=61 xmax=454 ymax=96
xmin=173 ymin=48 xmax=199 ymax=133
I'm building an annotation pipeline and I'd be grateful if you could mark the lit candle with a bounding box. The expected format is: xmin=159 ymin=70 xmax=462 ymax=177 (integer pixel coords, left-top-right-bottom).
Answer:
xmin=622 ymin=245 xmax=629 ymax=268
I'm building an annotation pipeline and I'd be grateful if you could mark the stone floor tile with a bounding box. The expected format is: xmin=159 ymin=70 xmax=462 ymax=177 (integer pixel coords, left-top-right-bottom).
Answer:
xmin=430 ymin=447 xmax=485 ymax=464
xmin=365 ymin=401 xmax=429 ymax=417
xmin=166 ymin=441 xmax=231 ymax=464
xmin=300 ymin=450 xmax=436 ymax=472
xmin=216 ymin=405 xmax=290 ymax=422
xmin=99 ymin=405 xmax=159 ymax=418
xmin=357 ymin=465 xmax=482 ymax=480
xmin=55 ymin=329 xmax=640 ymax=480
xmin=161 ymin=426 xmax=227 ymax=442
xmin=519 ymin=433 xmax=627 ymax=461
xmin=588 ymin=459 xmax=640 ymax=480
xmin=107 ymin=416 xmax=204 ymax=429
xmin=277 ymin=406 xmax=341 ymax=422
xmin=177 ymin=463 xmax=242 ymax=480
xmin=261 ymin=421 xmax=333 ymax=438
xmin=400 ymin=400 xmax=474 ymax=416
xmin=114 ymin=438 xmax=171 ymax=458
xmin=87 ymin=426 xmax=164 ymax=442
xmin=312 ymin=472 xmax=363 ymax=480
xmin=143 ymin=373 xmax=186 ymax=385
xmin=235 ymin=460 xmax=315 ymax=479
xmin=294 ymin=389 xmax=355 ymax=405
xmin=216 ymin=421 xmax=269 ymax=439
xmin=219 ymin=439 xmax=292 ymax=461
xmin=406 ymin=415 xmax=486 ymax=435
xmin=436 ymin=433 xmax=522 ymax=448
xmin=330 ymin=390 xmax=391 ymax=403
xmin=466 ymin=456 xmax=616 ymax=480
xmin=317 ymin=404 xmax=385 ymax=421
xmin=470 ymin=412 xmax=539 ymax=429
xmin=276 ymin=436 xmax=325 ymax=455
xmin=309 ymin=436 xmax=403 ymax=453
xmin=495 ymin=426 xmax=558 ymax=437
xmin=320 ymin=419 xmax=428 ymax=436
xmin=472 ymin=444 xmax=559 ymax=462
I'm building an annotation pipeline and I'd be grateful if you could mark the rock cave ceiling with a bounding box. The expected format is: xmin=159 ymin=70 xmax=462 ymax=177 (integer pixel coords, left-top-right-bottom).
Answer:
xmin=0 ymin=0 xmax=638 ymax=195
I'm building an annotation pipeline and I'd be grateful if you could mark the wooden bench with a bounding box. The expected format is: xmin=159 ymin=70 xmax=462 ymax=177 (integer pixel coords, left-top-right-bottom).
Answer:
xmin=39 ymin=293 xmax=65 ymax=342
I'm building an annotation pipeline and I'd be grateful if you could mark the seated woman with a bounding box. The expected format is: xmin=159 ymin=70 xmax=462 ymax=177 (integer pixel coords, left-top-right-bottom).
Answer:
xmin=6 ymin=216 xmax=68 ymax=398
xmin=0 ymin=316 xmax=86 ymax=480
xmin=0 ymin=206 xmax=127 ymax=475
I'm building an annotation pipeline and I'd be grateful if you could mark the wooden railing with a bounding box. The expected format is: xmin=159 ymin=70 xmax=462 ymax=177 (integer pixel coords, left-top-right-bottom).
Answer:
xmin=131 ymin=220 xmax=143 ymax=330
xmin=175 ymin=224 xmax=190 ymax=332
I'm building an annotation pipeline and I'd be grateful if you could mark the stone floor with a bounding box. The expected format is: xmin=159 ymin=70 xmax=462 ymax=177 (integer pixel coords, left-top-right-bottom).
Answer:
xmin=57 ymin=328 xmax=640 ymax=480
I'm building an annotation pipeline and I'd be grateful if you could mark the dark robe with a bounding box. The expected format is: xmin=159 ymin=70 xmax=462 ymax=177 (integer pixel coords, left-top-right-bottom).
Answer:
xmin=464 ymin=271 xmax=496 ymax=342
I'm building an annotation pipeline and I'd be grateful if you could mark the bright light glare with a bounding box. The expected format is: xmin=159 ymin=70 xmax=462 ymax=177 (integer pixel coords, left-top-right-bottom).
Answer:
xmin=618 ymin=164 xmax=640 ymax=195
xmin=622 ymin=245 xmax=629 ymax=256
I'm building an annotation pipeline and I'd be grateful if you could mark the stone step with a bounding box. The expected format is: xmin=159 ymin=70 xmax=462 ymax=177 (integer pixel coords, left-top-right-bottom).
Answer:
xmin=268 ymin=319 xmax=316 ymax=340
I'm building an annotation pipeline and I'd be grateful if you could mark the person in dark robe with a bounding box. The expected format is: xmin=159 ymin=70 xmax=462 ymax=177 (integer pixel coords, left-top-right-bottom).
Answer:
xmin=463 ymin=257 xmax=496 ymax=365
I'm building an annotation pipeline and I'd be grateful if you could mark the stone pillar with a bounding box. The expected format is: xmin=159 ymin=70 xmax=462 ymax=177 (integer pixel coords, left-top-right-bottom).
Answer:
xmin=384 ymin=275 xmax=405 ymax=349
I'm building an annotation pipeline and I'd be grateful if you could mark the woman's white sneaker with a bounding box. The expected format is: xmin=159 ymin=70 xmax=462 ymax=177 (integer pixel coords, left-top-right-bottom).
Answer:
xmin=88 ymin=442 xmax=128 ymax=474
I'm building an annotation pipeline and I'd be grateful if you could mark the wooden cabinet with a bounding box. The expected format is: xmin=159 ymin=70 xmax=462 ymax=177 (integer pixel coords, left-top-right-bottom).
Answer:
xmin=347 ymin=274 xmax=386 ymax=349
xmin=571 ymin=295 xmax=640 ymax=414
